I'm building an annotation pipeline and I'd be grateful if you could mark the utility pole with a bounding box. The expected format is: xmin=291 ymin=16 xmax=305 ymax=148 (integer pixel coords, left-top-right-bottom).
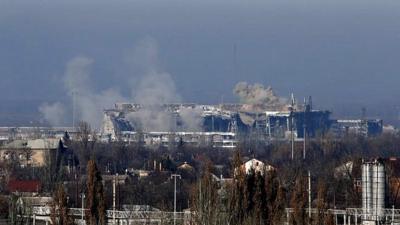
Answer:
xmin=81 ymin=193 xmax=85 ymax=221
xmin=303 ymin=123 xmax=306 ymax=160
xmin=303 ymin=97 xmax=307 ymax=160
xmin=392 ymin=205 xmax=395 ymax=225
xmin=291 ymin=114 xmax=294 ymax=160
xmin=171 ymin=174 xmax=181 ymax=225
xmin=290 ymin=93 xmax=295 ymax=160
xmin=308 ymin=171 xmax=312 ymax=219
xmin=113 ymin=173 xmax=118 ymax=225
xmin=72 ymin=90 xmax=76 ymax=130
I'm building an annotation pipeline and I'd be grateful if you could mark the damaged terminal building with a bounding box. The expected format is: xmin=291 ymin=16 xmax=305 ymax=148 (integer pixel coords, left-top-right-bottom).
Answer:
xmin=101 ymin=99 xmax=383 ymax=148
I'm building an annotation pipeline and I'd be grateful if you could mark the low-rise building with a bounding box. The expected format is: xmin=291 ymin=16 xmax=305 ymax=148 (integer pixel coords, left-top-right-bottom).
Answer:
xmin=0 ymin=138 xmax=66 ymax=167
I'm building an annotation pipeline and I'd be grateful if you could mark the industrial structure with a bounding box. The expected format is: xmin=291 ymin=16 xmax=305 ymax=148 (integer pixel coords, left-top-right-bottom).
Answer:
xmin=0 ymin=97 xmax=384 ymax=149
xmin=362 ymin=159 xmax=386 ymax=224
xmin=100 ymin=97 xmax=384 ymax=147
xmin=333 ymin=120 xmax=383 ymax=137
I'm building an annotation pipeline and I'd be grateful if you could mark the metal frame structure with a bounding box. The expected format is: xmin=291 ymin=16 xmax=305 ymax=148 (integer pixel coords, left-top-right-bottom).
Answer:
xmin=30 ymin=206 xmax=400 ymax=225
xmin=31 ymin=206 xmax=189 ymax=225
xmin=285 ymin=207 xmax=400 ymax=225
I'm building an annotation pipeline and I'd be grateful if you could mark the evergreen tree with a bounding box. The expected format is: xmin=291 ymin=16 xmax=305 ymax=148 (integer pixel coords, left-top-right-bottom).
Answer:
xmin=271 ymin=185 xmax=286 ymax=225
xmin=244 ymin=169 xmax=256 ymax=213
xmin=227 ymin=151 xmax=270 ymax=225
xmin=252 ymin=171 xmax=267 ymax=225
xmin=227 ymin=151 xmax=245 ymax=225
xmin=86 ymin=160 xmax=106 ymax=225
xmin=265 ymin=170 xmax=286 ymax=225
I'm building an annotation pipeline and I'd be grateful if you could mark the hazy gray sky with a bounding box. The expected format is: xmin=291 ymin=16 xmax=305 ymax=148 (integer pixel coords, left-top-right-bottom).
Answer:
xmin=1 ymin=0 xmax=400 ymax=121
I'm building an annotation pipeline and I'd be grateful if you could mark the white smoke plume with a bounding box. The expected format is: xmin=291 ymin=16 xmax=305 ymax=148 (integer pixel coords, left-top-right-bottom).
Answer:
xmin=128 ymin=37 xmax=160 ymax=74
xmin=134 ymin=72 xmax=181 ymax=106
xmin=64 ymin=57 xmax=127 ymax=128
xmin=39 ymin=37 xmax=202 ymax=131
xmin=39 ymin=56 xmax=126 ymax=128
xmin=127 ymin=72 xmax=180 ymax=132
xmin=233 ymin=81 xmax=287 ymax=110
xmin=127 ymin=108 xmax=176 ymax=132
xmin=38 ymin=102 xmax=66 ymax=126
xmin=63 ymin=56 xmax=93 ymax=96
xmin=127 ymin=37 xmax=183 ymax=132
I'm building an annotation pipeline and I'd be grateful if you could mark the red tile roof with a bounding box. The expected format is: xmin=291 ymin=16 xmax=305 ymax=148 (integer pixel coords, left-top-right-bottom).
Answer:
xmin=7 ymin=180 xmax=41 ymax=193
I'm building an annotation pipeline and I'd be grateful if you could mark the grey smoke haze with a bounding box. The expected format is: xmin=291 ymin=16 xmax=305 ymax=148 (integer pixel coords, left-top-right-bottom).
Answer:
xmin=129 ymin=37 xmax=181 ymax=105
xmin=127 ymin=72 xmax=181 ymax=132
xmin=127 ymin=38 xmax=183 ymax=132
xmin=40 ymin=56 xmax=127 ymax=128
xmin=39 ymin=37 xmax=203 ymax=130
xmin=127 ymin=109 xmax=176 ymax=132
xmin=4 ymin=0 xmax=400 ymax=126
xmin=63 ymin=57 xmax=94 ymax=96
xmin=63 ymin=56 xmax=127 ymax=117
xmin=133 ymin=73 xmax=181 ymax=105
xmin=38 ymin=102 xmax=66 ymax=126
xmin=179 ymin=107 xmax=204 ymax=132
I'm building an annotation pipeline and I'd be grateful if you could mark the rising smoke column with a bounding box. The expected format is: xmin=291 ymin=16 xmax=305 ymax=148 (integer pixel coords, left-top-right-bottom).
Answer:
xmin=179 ymin=107 xmax=204 ymax=132
xmin=128 ymin=73 xmax=180 ymax=132
xmin=39 ymin=37 xmax=203 ymax=131
xmin=38 ymin=102 xmax=66 ymax=126
xmin=39 ymin=56 xmax=126 ymax=128
xmin=127 ymin=37 xmax=184 ymax=132
xmin=63 ymin=56 xmax=126 ymax=128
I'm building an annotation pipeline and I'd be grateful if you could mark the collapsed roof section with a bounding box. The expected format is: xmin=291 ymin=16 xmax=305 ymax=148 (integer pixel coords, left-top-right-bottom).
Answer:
xmin=101 ymin=103 xmax=383 ymax=142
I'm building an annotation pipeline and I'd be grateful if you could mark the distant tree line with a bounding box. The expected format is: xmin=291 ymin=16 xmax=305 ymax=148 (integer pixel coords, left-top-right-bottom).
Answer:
xmin=2 ymin=120 xmax=400 ymax=223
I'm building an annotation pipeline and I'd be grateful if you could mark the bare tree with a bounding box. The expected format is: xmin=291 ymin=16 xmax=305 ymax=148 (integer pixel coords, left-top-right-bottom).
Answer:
xmin=20 ymin=145 xmax=32 ymax=167
xmin=74 ymin=121 xmax=96 ymax=172
xmin=313 ymin=180 xmax=328 ymax=225
xmin=190 ymin=161 xmax=223 ymax=225
xmin=290 ymin=175 xmax=308 ymax=225
xmin=50 ymin=184 xmax=75 ymax=225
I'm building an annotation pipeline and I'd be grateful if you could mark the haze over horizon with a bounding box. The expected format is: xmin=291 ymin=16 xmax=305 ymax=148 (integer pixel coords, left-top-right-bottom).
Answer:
xmin=1 ymin=0 xmax=400 ymax=126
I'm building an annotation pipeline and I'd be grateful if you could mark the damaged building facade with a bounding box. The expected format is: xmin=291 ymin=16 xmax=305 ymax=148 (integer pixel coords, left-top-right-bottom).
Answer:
xmin=101 ymin=99 xmax=384 ymax=148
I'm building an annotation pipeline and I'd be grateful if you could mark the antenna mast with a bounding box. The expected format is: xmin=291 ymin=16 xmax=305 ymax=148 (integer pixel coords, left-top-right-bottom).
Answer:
xmin=290 ymin=93 xmax=295 ymax=160
xmin=303 ymin=97 xmax=306 ymax=160
xmin=72 ymin=90 xmax=76 ymax=130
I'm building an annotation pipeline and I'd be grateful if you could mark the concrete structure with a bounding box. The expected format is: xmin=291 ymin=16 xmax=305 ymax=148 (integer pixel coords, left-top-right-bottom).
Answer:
xmin=117 ymin=131 xmax=237 ymax=148
xmin=0 ymin=126 xmax=76 ymax=141
xmin=101 ymin=99 xmax=383 ymax=146
xmin=332 ymin=119 xmax=383 ymax=137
